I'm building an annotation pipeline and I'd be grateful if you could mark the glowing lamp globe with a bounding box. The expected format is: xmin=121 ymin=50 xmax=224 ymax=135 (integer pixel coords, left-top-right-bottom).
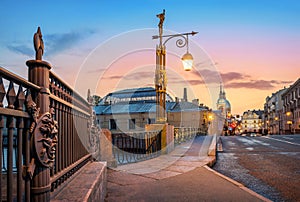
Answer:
xmin=181 ymin=52 xmax=193 ymax=71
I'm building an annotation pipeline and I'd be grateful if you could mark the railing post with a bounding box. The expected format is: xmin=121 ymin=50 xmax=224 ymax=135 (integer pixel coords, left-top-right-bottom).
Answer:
xmin=26 ymin=27 xmax=53 ymax=202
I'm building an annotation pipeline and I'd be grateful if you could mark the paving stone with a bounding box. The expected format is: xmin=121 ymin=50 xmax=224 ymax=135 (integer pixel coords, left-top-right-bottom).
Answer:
xmin=173 ymin=160 xmax=206 ymax=167
xmin=179 ymin=156 xmax=204 ymax=161
xmin=165 ymin=165 xmax=196 ymax=173
xmin=108 ymin=169 xmax=155 ymax=185
xmin=143 ymin=170 xmax=182 ymax=180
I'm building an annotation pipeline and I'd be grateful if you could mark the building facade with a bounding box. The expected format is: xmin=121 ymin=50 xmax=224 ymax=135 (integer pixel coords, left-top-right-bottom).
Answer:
xmin=241 ymin=110 xmax=263 ymax=134
xmin=282 ymin=78 xmax=300 ymax=134
xmin=263 ymin=88 xmax=287 ymax=134
xmin=94 ymin=87 xmax=210 ymax=133
xmin=262 ymin=78 xmax=300 ymax=135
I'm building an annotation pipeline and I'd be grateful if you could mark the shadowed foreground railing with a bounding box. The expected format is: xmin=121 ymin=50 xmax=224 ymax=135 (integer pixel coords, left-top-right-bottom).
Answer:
xmin=1 ymin=63 xmax=92 ymax=201
xmin=0 ymin=67 xmax=40 ymax=202
xmin=48 ymin=71 xmax=91 ymax=191
xmin=112 ymin=131 xmax=161 ymax=165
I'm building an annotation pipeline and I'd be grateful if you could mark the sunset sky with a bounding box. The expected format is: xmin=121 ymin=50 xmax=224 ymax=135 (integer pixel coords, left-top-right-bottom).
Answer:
xmin=0 ymin=1 xmax=299 ymax=115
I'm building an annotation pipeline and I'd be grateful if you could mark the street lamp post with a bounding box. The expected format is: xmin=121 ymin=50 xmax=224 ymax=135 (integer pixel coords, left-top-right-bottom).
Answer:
xmin=153 ymin=9 xmax=198 ymax=124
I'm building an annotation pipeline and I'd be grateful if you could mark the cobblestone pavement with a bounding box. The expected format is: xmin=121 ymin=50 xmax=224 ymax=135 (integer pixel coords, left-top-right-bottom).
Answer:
xmin=213 ymin=135 xmax=300 ymax=202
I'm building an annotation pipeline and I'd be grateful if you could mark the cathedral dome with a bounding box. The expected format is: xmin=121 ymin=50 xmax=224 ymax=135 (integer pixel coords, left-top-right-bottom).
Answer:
xmin=224 ymin=99 xmax=231 ymax=112
xmin=217 ymin=98 xmax=231 ymax=111
xmin=216 ymin=85 xmax=231 ymax=117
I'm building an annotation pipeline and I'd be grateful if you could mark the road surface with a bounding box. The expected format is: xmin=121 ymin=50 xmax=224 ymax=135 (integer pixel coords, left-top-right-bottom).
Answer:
xmin=213 ymin=135 xmax=300 ymax=202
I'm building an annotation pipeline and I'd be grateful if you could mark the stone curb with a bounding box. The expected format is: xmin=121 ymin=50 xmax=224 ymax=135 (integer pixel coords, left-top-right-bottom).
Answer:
xmin=204 ymin=165 xmax=271 ymax=202
xmin=51 ymin=161 xmax=107 ymax=202
xmin=206 ymin=134 xmax=217 ymax=167
xmin=205 ymin=139 xmax=272 ymax=202
xmin=83 ymin=161 xmax=107 ymax=202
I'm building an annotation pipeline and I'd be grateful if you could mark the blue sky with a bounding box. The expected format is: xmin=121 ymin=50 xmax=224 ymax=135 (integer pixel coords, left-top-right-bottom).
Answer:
xmin=1 ymin=0 xmax=300 ymax=114
xmin=1 ymin=1 xmax=299 ymax=49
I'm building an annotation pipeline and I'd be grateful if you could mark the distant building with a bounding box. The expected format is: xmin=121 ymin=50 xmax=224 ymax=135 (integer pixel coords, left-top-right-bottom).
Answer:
xmin=216 ymin=84 xmax=231 ymax=135
xmin=263 ymin=88 xmax=287 ymax=134
xmin=94 ymin=87 xmax=210 ymax=133
xmin=282 ymin=78 xmax=300 ymax=134
xmin=241 ymin=110 xmax=263 ymax=134
xmin=216 ymin=84 xmax=231 ymax=119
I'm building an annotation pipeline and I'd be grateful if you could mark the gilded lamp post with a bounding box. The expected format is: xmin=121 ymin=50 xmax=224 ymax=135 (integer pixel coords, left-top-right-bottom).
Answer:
xmin=153 ymin=10 xmax=197 ymax=123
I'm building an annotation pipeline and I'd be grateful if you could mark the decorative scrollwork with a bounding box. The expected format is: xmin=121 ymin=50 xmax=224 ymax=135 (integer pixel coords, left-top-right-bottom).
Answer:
xmin=88 ymin=111 xmax=100 ymax=153
xmin=35 ymin=108 xmax=58 ymax=167
xmin=26 ymin=94 xmax=40 ymax=133
xmin=163 ymin=34 xmax=188 ymax=49
xmin=175 ymin=38 xmax=186 ymax=48
xmin=26 ymin=96 xmax=58 ymax=168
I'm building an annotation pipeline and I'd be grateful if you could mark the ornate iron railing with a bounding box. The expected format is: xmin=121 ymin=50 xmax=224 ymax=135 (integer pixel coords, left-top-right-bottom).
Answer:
xmin=0 ymin=67 xmax=41 ymax=202
xmin=0 ymin=64 xmax=93 ymax=201
xmin=112 ymin=130 xmax=161 ymax=165
xmin=112 ymin=127 xmax=206 ymax=165
xmin=0 ymin=27 xmax=98 ymax=202
xmin=174 ymin=127 xmax=206 ymax=145
xmin=48 ymin=71 xmax=92 ymax=192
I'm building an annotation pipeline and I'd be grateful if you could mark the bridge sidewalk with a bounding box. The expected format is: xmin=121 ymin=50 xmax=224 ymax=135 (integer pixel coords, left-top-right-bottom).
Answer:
xmin=106 ymin=135 xmax=270 ymax=202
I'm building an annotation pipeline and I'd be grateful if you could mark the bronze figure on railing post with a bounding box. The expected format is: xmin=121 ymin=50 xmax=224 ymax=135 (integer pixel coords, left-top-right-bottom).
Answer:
xmin=25 ymin=27 xmax=57 ymax=202
xmin=34 ymin=27 xmax=44 ymax=60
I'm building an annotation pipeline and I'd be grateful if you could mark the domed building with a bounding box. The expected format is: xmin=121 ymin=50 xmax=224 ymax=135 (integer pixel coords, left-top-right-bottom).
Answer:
xmin=216 ymin=84 xmax=231 ymax=118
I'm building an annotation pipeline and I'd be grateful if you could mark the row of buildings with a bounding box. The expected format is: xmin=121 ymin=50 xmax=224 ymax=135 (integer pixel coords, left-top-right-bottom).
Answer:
xmin=93 ymin=83 xmax=231 ymax=136
xmin=238 ymin=78 xmax=300 ymax=135
xmin=93 ymin=78 xmax=300 ymax=136
xmin=263 ymin=78 xmax=300 ymax=134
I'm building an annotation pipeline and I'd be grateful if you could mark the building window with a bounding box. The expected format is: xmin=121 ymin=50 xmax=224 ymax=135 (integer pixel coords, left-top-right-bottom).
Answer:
xmin=110 ymin=119 xmax=117 ymax=130
xmin=129 ymin=119 xmax=136 ymax=130
xmin=148 ymin=118 xmax=155 ymax=124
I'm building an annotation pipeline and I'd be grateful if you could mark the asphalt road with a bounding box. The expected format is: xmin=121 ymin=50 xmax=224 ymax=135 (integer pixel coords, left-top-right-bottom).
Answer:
xmin=213 ymin=134 xmax=300 ymax=202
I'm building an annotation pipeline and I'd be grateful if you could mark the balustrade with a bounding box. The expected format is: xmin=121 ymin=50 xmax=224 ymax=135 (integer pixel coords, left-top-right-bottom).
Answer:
xmin=0 ymin=27 xmax=94 ymax=201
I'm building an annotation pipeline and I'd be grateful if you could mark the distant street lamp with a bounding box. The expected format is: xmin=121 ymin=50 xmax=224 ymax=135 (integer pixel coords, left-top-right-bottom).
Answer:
xmin=208 ymin=112 xmax=214 ymax=135
xmin=287 ymin=120 xmax=293 ymax=134
xmin=153 ymin=9 xmax=198 ymax=123
xmin=274 ymin=116 xmax=279 ymax=134
xmin=208 ymin=114 xmax=214 ymax=123
xmin=286 ymin=111 xmax=293 ymax=134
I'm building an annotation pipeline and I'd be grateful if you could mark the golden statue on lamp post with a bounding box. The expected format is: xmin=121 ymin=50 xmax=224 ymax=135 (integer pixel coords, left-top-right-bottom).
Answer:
xmin=153 ymin=9 xmax=198 ymax=124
